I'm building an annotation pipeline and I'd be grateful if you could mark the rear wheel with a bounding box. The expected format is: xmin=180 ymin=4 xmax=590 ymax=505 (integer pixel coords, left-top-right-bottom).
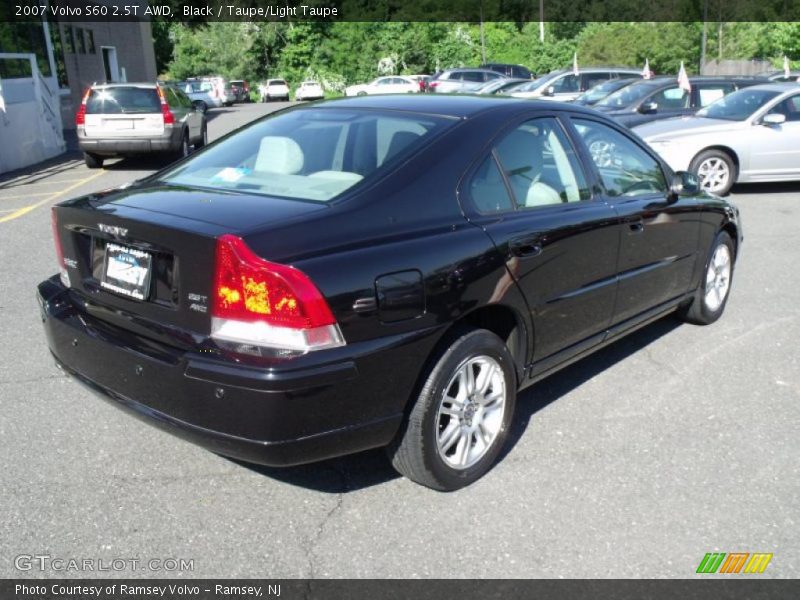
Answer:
xmin=83 ymin=152 xmax=103 ymax=169
xmin=388 ymin=328 xmax=517 ymax=491
xmin=678 ymin=231 xmax=735 ymax=325
xmin=193 ymin=100 xmax=207 ymax=113
xmin=690 ymin=149 xmax=736 ymax=196
xmin=175 ymin=131 xmax=190 ymax=160
xmin=195 ymin=123 xmax=208 ymax=149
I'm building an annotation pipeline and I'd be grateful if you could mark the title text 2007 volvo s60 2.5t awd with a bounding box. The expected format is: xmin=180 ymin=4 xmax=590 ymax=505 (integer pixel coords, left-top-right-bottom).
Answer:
xmin=38 ymin=96 xmax=742 ymax=490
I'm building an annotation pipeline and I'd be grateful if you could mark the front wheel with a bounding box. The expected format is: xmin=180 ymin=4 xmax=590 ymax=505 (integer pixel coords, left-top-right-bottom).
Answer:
xmin=690 ymin=149 xmax=736 ymax=196
xmin=388 ymin=328 xmax=517 ymax=491
xmin=678 ymin=231 xmax=735 ymax=325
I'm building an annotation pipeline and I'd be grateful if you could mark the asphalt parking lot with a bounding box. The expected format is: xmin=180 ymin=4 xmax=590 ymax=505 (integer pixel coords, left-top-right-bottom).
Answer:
xmin=0 ymin=101 xmax=797 ymax=579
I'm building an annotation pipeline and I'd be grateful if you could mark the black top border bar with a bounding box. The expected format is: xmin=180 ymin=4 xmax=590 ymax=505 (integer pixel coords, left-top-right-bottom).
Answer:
xmin=3 ymin=0 xmax=800 ymax=22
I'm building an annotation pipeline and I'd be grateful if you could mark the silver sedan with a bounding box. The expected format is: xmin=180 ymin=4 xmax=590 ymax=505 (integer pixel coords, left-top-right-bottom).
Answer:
xmin=635 ymin=83 xmax=800 ymax=195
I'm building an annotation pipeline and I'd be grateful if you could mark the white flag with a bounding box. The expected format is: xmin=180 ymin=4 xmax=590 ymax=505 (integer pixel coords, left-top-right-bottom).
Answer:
xmin=642 ymin=58 xmax=651 ymax=80
xmin=573 ymin=52 xmax=579 ymax=77
xmin=0 ymin=76 xmax=6 ymax=113
xmin=784 ymin=55 xmax=791 ymax=79
xmin=677 ymin=61 xmax=691 ymax=93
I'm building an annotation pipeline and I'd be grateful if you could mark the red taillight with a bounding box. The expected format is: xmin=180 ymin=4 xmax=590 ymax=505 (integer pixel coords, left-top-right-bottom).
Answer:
xmin=161 ymin=103 xmax=175 ymax=125
xmin=51 ymin=209 xmax=70 ymax=287
xmin=156 ymin=86 xmax=175 ymax=124
xmin=211 ymin=235 xmax=344 ymax=352
xmin=75 ymin=88 xmax=90 ymax=126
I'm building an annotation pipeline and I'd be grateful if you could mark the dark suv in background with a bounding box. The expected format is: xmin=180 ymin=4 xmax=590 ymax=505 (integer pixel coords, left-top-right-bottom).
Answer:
xmin=594 ymin=76 xmax=768 ymax=128
xmin=480 ymin=63 xmax=534 ymax=79
xmin=429 ymin=68 xmax=505 ymax=93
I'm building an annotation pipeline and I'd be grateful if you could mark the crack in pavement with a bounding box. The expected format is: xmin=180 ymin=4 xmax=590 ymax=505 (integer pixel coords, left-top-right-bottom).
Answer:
xmin=304 ymin=462 xmax=349 ymax=578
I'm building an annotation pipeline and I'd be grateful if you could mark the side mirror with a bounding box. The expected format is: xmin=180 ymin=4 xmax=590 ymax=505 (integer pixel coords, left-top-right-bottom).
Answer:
xmin=543 ymin=86 xmax=555 ymax=97
xmin=669 ymin=171 xmax=700 ymax=200
xmin=762 ymin=113 xmax=786 ymax=126
xmin=639 ymin=101 xmax=658 ymax=114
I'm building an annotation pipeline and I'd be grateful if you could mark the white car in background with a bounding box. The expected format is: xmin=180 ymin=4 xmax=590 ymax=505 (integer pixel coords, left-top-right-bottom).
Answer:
xmin=261 ymin=79 xmax=290 ymax=102
xmin=345 ymin=76 xmax=418 ymax=97
xmin=637 ymin=83 xmax=800 ymax=195
xmin=295 ymin=81 xmax=324 ymax=101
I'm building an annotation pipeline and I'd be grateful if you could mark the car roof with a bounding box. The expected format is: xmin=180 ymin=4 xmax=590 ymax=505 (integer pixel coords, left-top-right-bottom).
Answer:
xmin=442 ymin=68 xmax=503 ymax=74
xmin=548 ymin=66 xmax=641 ymax=74
xmin=91 ymin=82 xmax=159 ymax=89
xmin=307 ymin=94 xmax=602 ymax=119
xmin=736 ymin=82 xmax=800 ymax=93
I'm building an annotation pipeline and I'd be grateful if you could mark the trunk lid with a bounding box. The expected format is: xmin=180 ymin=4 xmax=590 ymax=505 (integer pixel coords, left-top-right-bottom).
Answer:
xmin=53 ymin=185 xmax=328 ymax=342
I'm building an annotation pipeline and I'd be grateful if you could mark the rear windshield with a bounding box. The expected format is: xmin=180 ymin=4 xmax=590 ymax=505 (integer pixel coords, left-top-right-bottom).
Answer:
xmin=86 ymin=87 xmax=160 ymax=114
xmin=268 ymin=80 xmax=287 ymax=86
xmin=158 ymin=107 xmax=453 ymax=202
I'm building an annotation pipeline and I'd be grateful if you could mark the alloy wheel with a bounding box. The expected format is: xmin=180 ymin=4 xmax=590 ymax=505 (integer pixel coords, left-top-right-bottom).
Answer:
xmin=697 ymin=157 xmax=730 ymax=194
xmin=436 ymin=356 xmax=506 ymax=470
xmin=704 ymin=243 xmax=731 ymax=312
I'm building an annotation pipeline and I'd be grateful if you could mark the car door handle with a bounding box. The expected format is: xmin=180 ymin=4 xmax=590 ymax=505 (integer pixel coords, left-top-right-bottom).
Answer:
xmin=627 ymin=217 xmax=644 ymax=233
xmin=509 ymin=236 xmax=543 ymax=257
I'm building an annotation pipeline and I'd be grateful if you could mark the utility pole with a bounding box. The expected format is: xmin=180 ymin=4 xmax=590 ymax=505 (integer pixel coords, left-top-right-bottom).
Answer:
xmin=700 ymin=0 xmax=708 ymax=74
xmin=479 ymin=1 xmax=486 ymax=64
xmin=539 ymin=0 xmax=545 ymax=42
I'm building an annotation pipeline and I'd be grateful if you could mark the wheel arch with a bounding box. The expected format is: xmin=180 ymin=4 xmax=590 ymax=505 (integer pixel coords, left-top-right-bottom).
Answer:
xmin=433 ymin=303 xmax=530 ymax=386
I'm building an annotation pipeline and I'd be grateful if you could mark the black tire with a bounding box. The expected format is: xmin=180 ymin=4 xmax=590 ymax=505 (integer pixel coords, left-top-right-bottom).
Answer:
xmin=388 ymin=328 xmax=517 ymax=491
xmin=689 ymin=149 xmax=736 ymax=196
xmin=195 ymin=122 xmax=208 ymax=149
xmin=174 ymin=130 xmax=190 ymax=160
xmin=356 ymin=91 xmax=367 ymax=97
xmin=678 ymin=231 xmax=735 ymax=325
xmin=83 ymin=152 xmax=103 ymax=169
xmin=195 ymin=100 xmax=208 ymax=113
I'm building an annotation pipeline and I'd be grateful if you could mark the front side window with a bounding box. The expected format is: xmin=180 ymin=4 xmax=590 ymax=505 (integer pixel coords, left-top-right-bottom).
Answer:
xmin=582 ymin=73 xmax=610 ymax=90
xmin=650 ymin=86 xmax=690 ymax=110
xmin=551 ymin=74 xmax=580 ymax=94
xmin=159 ymin=108 xmax=453 ymax=202
xmin=768 ymin=94 xmax=800 ymax=121
xmin=493 ymin=117 xmax=590 ymax=209
xmin=573 ymin=119 xmax=667 ymax=197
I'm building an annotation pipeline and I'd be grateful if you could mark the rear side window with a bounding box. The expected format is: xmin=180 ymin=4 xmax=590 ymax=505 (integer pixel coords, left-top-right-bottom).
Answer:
xmin=159 ymin=108 xmax=453 ymax=202
xmin=469 ymin=155 xmax=514 ymax=214
xmin=696 ymin=83 xmax=735 ymax=107
xmin=478 ymin=117 xmax=590 ymax=211
xmin=573 ymin=118 xmax=667 ymax=197
xmin=461 ymin=72 xmax=484 ymax=83
xmin=85 ymin=87 xmax=160 ymax=114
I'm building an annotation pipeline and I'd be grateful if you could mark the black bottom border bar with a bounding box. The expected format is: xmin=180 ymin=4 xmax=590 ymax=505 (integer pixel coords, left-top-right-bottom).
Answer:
xmin=2 ymin=579 xmax=799 ymax=600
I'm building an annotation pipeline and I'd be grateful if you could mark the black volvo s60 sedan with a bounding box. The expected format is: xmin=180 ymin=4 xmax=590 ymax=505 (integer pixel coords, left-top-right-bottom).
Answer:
xmin=39 ymin=95 xmax=741 ymax=491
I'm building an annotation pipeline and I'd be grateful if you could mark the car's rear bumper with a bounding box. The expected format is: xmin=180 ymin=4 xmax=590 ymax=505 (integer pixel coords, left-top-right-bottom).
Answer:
xmin=37 ymin=276 xmax=439 ymax=466
xmin=78 ymin=127 xmax=182 ymax=157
